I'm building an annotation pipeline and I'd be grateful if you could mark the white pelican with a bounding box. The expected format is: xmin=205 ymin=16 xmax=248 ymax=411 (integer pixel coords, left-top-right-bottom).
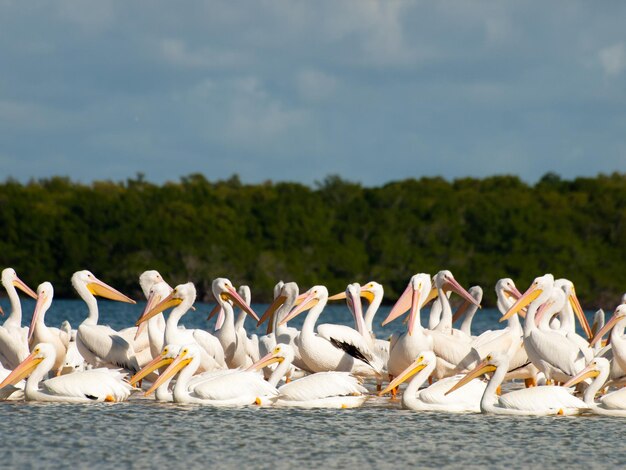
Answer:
xmin=554 ymin=279 xmax=593 ymax=339
xmin=280 ymin=285 xmax=383 ymax=379
xmin=136 ymin=282 xmax=227 ymax=371
xmin=0 ymin=343 xmax=134 ymax=402
xmin=257 ymin=281 xmax=308 ymax=377
xmin=213 ymin=278 xmax=260 ymax=368
xmin=382 ymin=273 xmax=434 ymax=378
xmin=137 ymin=270 xmax=168 ymax=359
xmin=27 ymin=282 xmax=70 ymax=374
xmin=73 ymin=270 xmax=141 ymax=372
xmin=501 ymin=274 xmax=589 ymax=383
xmin=379 ymin=350 xmax=485 ymax=412
xmin=446 ymin=352 xmax=588 ymax=415
xmin=250 ymin=343 xmax=367 ymax=408
xmin=0 ymin=268 xmax=37 ymax=369
xmin=564 ymin=357 xmax=626 ymax=416
xmin=591 ymin=305 xmax=626 ymax=382
xmin=145 ymin=343 xmax=277 ymax=406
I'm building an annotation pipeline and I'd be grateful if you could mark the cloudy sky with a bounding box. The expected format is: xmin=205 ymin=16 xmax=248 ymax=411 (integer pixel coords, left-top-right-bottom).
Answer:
xmin=1 ymin=1 xmax=625 ymax=186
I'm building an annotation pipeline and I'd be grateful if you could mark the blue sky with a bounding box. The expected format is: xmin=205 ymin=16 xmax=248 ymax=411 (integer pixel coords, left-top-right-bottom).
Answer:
xmin=1 ymin=1 xmax=625 ymax=186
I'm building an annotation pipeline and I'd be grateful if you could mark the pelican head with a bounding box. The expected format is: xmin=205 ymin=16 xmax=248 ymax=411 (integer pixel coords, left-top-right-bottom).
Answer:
xmin=1 ymin=267 xmax=37 ymax=299
xmin=500 ymin=273 xmax=554 ymax=322
xmin=381 ymin=273 xmax=432 ymax=335
xmin=138 ymin=270 xmax=165 ymax=298
xmin=71 ymin=270 xmax=136 ymax=304
xmin=445 ymin=351 xmax=507 ymax=395
xmin=590 ymin=304 xmax=626 ymax=347
xmin=563 ymin=357 xmax=610 ymax=388
xmin=144 ymin=344 xmax=199 ymax=396
xmin=212 ymin=278 xmax=259 ymax=322
xmin=130 ymin=344 xmax=181 ymax=386
xmin=495 ymin=278 xmax=522 ymax=303
xmin=452 ymin=285 xmax=483 ymax=323
xmin=249 ymin=343 xmax=295 ymax=371
xmin=0 ymin=343 xmax=55 ymax=387
xmin=379 ymin=350 xmax=436 ymax=396
xmin=28 ymin=282 xmax=54 ymax=342
xmin=258 ymin=282 xmax=299 ymax=332
xmin=328 ymin=280 xmax=384 ymax=304
xmin=279 ymin=285 xmax=328 ymax=326
xmin=136 ymin=282 xmax=196 ymax=326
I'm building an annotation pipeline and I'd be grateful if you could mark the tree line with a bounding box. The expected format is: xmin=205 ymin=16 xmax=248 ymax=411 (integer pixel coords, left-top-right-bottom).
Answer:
xmin=1 ymin=172 xmax=624 ymax=308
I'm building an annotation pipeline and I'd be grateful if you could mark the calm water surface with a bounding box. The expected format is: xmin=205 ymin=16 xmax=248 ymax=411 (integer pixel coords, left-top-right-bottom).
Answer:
xmin=0 ymin=298 xmax=622 ymax=469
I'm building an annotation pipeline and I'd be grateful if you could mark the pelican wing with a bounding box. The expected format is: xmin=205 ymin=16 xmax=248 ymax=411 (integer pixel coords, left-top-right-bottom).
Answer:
xmin=429 ymin=330 xmax=473 ymax=366
xmin=192 ymin=371 xmax=277 ymax=400
xmin=418 ymin=375 xmax=486 ymax=406
xmin=0 ymin=327 xmax=29 ymax=370
xmin=499 ymin=386 xmax=587 ymax=412
xmin=42 ymin=369 xmax=134 ymax=401
xmin=317 ymin=323 xmax=382 ymax=372
xmin=527 ymin=330 xmax=584 ymax=377
xmin=77 ymin=324 xmax=140 ymax=372
xmin=600 ymin=388 xmax=626 ymax=410
xmin=278 ymin=371 xmax=366 ymax=401
xmin=192 ymin=329 xmax=227 ymax=368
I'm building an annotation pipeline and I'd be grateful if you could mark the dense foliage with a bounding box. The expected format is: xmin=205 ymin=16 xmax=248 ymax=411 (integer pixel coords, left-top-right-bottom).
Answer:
xmin=1 ymin=172 xmax=625 ymax=308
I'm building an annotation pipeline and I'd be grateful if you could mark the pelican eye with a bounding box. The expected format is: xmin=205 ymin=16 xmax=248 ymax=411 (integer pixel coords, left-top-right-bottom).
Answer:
xmin=181 ymin=349 xmax=188 ymax=355
xmin=486 ymin=355 xmax=492 ymax=361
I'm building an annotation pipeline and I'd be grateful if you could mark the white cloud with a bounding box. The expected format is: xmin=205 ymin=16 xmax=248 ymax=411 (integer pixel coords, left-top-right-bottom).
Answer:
xmin=599 ymin=43 xmax=626 ymax=77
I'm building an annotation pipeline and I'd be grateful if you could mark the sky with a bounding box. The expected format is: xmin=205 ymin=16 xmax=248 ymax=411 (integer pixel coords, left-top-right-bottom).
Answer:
xmin=1 ymin=0 xmax=625 ymax=187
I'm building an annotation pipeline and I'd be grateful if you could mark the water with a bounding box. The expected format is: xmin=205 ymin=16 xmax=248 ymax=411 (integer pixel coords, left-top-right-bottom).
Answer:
xmin=0 ymin=298 xmax=621 ymax=469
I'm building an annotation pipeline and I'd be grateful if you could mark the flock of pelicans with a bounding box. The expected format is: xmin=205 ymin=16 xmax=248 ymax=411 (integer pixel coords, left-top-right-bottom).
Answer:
xmin=1 ymin=267 xmax=626 ymax=416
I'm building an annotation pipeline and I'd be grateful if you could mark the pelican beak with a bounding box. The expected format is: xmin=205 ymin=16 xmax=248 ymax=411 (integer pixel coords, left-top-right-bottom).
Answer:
xmin=568 ymin=288 xmax=592 ymax=339
xmin=505 ymin=286 xmax=523 ymax=301
xmin=279 ymin=291 xmax=319 ymax=326
xmin=223 ymin=286 xmax=259 ymax=322
xmin=328 ymin=292 xmax=347 ymax=301
xmin=347 ymin=289 xmax=367 ymax=336
xmin=563 ymin=363 xmax=600 ymax=388
xmin=13 ymin=276 xmax=38 ymax=300
xmin=28 ymin=291 xmax=48 ymax=343
xmin=129 ymin=352 xmax=175 ymax=386
xmin=407 ymin=288 xmax=422 ymax=336
xmin=500 ymin=284 xmax=542 ymax=322
xmin=248 ymin=349 xmax=284 ymax=371
xmin=379 ymin=358 xmax=427 ymax=396
xmin=0 ymin=350 xmax=43 ymax=387
xmin=214 ymin=309 xmax=225 ymax=331
xmin=87 ymin=277 xmax=135 ymax=304
xmin=445 ymin=276 xmax=481 ymax=308
xmin=144 ymin=352 xmax=192 ymax=396
xmin=534 ymin=299 xmax=554 ymax=324
xmin=590 ymin=312 xmax=624 ymax=347
xmin=206 ymin=304 xmax=221 ymax=321
xmin=382 ymin=283 xmax=413 ymax=326
xmin=445 ymin=358 xmax=496 ymax=395
xmin=136 ymin=290 xmax=181 ymax=326
xmin=257 ymin=294 xmax=286 ymax=333
xmin=0 ymin=305 xmax=3 ymax=316
xmin=423 ymin=287 xmax=439 ymax=305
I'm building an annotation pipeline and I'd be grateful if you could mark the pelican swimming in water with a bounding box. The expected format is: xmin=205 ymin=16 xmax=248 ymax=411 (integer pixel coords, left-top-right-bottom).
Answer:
xmin=379 ymin=350 xmax=485 ymax=413
xmin=250 ymin=343 xmax=367 ymax=408
xmin=0 ymin=268 xmax=38 ymax=369
xmin=0 ymin=343 xmax=134 ymax=402
xmin=280 ymin=285 xmax=383 ymax=379
xmin=73 ymin=270 xmax=140 ymax=373
xmin=136 ymin=282 xmax=227 ymax=371
xmin=145 ymin=343 xmax=278 ymax=406
xmin=564 ymin=357 xmax=626 ymax=416
xmin=446 ymin=351 xmax=588 ymax=415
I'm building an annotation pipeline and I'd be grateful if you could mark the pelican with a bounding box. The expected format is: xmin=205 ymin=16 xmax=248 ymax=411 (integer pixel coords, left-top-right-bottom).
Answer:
xmin=234 ymin=285 xmax=260 ymax=365
xmin=136 ymin=282 xmax=227 ymax=371
xmin=213 ymin=278 xmax=260 ymax=368
xmin=564 ymin=357 xmax=626 ymax=416
xmin=591 ymin=305 xmax=626 ymax=382
xmin=446 ymin=352 xmax=588 ymax=415
xmin=27 ymin=282 xmax=70 ymax=374
xmin=280 ymin=285 xmax=383 ymax=379
xmin=452 ymin=286 xmax=483 ymax=338
xmin=250 ymin=343 xmax=367 ymax=408
xmin=0 ymin=268 xmax=37 ymax=369
xmin=379 ymin=350 xmax=485 ymax=412
xmin=0 ymin=343 xmax=134 ymax=402
xmin=501 ymin=274 xmax=589 ymax=383
xmin=257 ymin=281 xmax=308 ymax=377
xmin=145 ymin=343 xmax=278 ymax=406
xmin=382 ymin=273 xmax=434 ymax=378
xmin=137 ymin=270 xmax=169 ymax=359
xmin=554 ymin=279 xmax=593 ymax=340
xmin=73 ymin=270 xmax=140 ymax=372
